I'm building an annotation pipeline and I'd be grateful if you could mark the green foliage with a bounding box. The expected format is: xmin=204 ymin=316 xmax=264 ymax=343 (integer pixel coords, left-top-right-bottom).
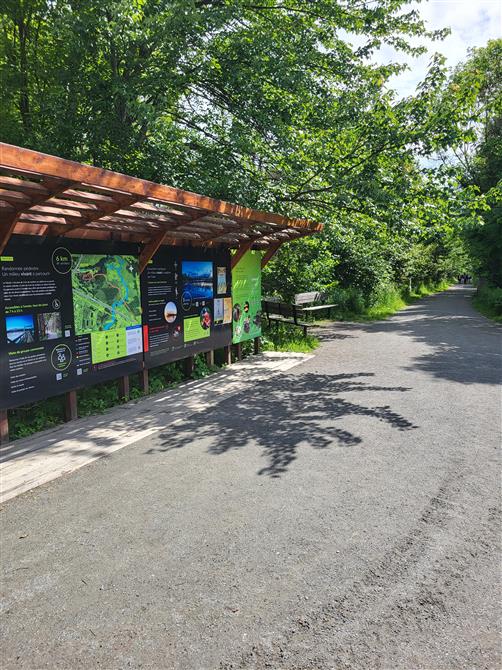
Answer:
xmin=260 ymin=325 xmax=319 ymax=354
xmin=191 ymin=354 xmax=218 ymax=379
xmin=8 ymin=396 xmax=66 ymax=440
xmin=1 ymin=3 xmax=499 ymax=443
xmin=0 ymin=0 xmax=480 ymax=306
xmin=472 ymin=284 xmax=502 ymax=323
xmin=450 ymin=40 xmax=502 ymax=287
xmin=327 ymin=280 xmax=451 ymax=321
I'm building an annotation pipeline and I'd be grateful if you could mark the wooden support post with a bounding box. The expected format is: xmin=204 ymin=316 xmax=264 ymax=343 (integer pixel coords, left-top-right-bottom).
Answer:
xmin=231 ymin=241 xmax=254 ymax=270
xmin=234 ymin=343 xmax=243 ymax=361
xmin=138 ymin=230 xmax=168 ymax=274
xmin=254 ymin=336 xmax=260 ymax=355
xmin=139 ymin=368 xmax=149 ymax=394
xmin=223 ymin=345 xmax=232 ymax=365
xmin=64 ymin=390 xmax=78 ymax=422
xmin=0 ymin=214 xmax=20 ymax=256
xmin=118 ymin=375 xmax=130 ymax=400
xmin=261 ymin=242 xmax=282 ymax=269
xmin=205 ymin=350 xmax=215 ymax=367
xmin=184 ymin=355 xmax=195 ymax=377
xmin=0 ymin=410 xmax=9 ymax=445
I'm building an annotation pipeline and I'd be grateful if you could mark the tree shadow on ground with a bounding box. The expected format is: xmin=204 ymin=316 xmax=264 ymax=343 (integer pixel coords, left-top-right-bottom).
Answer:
xmin=317 ymin=287 xmax=501 ymax=386
xmin=146 ymin=371 xmax=416 ymax=478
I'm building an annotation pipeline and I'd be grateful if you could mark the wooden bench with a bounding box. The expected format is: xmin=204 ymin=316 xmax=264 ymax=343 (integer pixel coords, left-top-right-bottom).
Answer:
xmin=262 ymin=300 xmax=311 ymax=336
xmin=294 ymin=291 xmax=338 ymax=319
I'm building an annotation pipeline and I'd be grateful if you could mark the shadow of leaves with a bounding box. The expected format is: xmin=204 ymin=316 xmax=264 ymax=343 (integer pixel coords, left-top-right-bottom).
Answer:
xmin=148 ymin=371 xmax=417 ymax=478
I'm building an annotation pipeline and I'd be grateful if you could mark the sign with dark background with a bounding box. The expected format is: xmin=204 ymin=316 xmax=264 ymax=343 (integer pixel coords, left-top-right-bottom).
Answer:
xmin=0 ymin=236 xmax=232 ymax=410
xmin=141 ymin=246 xmax=232 ymax=368
xmin=0 ymin=236 xmax=144 ymax=410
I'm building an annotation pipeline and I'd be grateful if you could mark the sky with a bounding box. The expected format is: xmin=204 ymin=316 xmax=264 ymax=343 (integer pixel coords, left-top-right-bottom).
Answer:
xmin=378 ymin=0 xmax=502 ymax=97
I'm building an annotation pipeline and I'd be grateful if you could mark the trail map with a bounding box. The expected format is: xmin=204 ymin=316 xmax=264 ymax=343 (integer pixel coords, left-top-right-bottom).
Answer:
xmin=71 ymin=254 xmax=141 ymax=335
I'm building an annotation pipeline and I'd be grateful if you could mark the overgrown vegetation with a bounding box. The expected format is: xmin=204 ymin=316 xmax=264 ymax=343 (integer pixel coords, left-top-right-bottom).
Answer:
xmin=260 ymin=326 xmax=319 ymax=354
xmin=472 ymin=285 xmax=502 ymax=323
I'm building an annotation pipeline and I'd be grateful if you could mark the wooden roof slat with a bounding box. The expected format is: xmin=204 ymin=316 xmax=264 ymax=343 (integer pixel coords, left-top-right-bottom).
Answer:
xmin=0 ymin=143 xmax=323 ymax=250
xmin=61 ymin=189 xmax=117 ymax=206
xmin=45 ymin=197 xmax=101 ymax=213
xmin=0 ymin=176 xmax=50 ymax=196
xmin=0 ymin=143 xmax=321 ymax=233
xmin=0 ymin=189 xmax=33 ymax=206
xmin=19 ymin=213 xmax=69 ymax=226
xmin=29 ymin=204 xmax=88 ymax=220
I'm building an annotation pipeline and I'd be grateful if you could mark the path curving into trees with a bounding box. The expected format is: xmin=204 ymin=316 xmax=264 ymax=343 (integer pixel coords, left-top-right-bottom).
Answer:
xmin=1 ymin=286 xmax=500 ymax=669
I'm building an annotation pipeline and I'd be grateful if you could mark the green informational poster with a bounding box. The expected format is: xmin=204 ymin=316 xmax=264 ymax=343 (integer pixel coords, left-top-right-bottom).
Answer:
xmin=184 ymin=315 xmax=210 ymax=342
xmin=71 ymin=254 xmax=142 ymax=364
xmin=232 ymin=251 xmax=262 ymax=343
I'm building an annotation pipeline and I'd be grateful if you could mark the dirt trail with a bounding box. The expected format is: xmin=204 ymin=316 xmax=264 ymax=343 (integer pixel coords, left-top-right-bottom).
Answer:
xmin=1 ymin=286 xmax=500 ymax=669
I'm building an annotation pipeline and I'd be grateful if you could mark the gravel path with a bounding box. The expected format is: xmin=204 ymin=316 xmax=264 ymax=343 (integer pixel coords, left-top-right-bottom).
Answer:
xmin=1 ymin=286 xmax=501 ymax=669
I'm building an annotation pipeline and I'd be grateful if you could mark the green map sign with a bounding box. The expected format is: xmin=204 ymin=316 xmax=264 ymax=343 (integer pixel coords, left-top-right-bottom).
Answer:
xmin=232 ymin=251 xmax=262 ymax=343
xmin=71 ymin=254 xmax=142 ymax=364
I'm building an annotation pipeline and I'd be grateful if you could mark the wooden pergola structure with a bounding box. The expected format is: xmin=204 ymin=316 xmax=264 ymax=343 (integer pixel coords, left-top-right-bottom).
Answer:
xmin=0 ymin=143 xmax=322 ymax=269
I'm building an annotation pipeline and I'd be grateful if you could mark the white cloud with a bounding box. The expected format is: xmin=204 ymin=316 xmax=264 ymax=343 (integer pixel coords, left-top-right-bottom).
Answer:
xmin=383 ymin=0 xmax=502 ymax=97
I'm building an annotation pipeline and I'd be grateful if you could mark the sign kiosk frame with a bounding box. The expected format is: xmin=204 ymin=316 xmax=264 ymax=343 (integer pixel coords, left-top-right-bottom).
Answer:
xmin=0 ymin=144 xmax=322 ymax=443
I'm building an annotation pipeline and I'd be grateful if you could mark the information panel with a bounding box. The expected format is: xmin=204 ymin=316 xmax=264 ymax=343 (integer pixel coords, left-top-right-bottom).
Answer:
xmin=0 ymin=237 xmax=234 ymax=411
xmin=232 ymin=251 xmax=262 ymax=343
xmin=0 ymin=237 xmax=143 ymax=410
xmin=141 ymin=247 xmax=232 ymax=367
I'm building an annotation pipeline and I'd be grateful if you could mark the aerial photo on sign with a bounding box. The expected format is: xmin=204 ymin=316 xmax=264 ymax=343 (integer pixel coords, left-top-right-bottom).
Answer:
xmin=71 ymin=254 xmax=143 ymax=365
xmin=71 ymin=254 xmax=141 ymax=334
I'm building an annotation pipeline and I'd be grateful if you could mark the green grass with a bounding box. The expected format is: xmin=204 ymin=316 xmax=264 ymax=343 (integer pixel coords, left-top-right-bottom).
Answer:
xmin=472 ymin=284 xmax=502 ymax=323
xmin=324 ymin=281 xmax=451 ymax=323
xmin=259 ymin=323 xmax=319 ymax=353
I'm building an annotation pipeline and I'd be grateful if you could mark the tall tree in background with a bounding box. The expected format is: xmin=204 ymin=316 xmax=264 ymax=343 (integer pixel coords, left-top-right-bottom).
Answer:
xmin=449 ymin=39 xmax=501 ymax=287
xmin=0 ymin=1 xmax=482 ymax=301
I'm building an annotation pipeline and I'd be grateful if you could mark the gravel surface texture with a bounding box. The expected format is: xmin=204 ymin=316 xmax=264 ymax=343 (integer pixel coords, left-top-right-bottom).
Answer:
xmin=1 ymin=285 xmax=501 ymax=669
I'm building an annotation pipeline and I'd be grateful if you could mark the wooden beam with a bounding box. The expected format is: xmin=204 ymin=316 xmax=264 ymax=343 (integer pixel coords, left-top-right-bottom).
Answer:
xmin=139 ymin=230 xmax=168 ymax=274
xmin=223 ymin=345 xmax=232 ymax=366
xmin=261 ymin=242 xmax=282 ymax=268
xmin=0 ymin=178 xmax=75 ymax=246
xmin=0 ymin=409 xmax=9 ymax=445
xmin=118 ymin=375 xmax=130 ymax=401
xmin=231 ymin=241 xmax=254 ymax=270
xmin=138 ymin=369 xmax=149 ymax=394
xmin=184 ymin=355 xmax=195 ymax=377
xmin=64 ymin=390 xmax=78 ymax=422
xmin=0 ymin=143 xmax=322 ymax=234
xmin=0 ymin=214 xmax=20 ymax=255
xmin=59 ymin=194 xmax=139 ymax=235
